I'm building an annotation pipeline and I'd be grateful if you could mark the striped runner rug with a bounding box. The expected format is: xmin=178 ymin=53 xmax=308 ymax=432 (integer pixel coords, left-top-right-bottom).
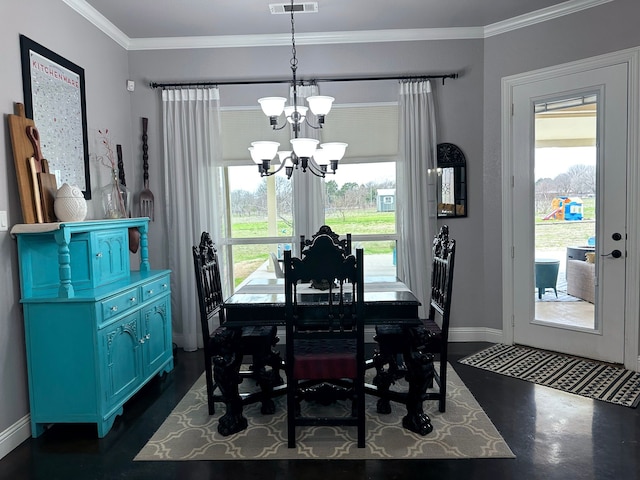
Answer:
xmin=459 ymin=344 xmax=640 ymax=408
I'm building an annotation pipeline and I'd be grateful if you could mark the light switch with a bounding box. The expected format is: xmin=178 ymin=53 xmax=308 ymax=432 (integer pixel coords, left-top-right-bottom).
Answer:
xmin=0 ymin=211 xmax=7 ymax=231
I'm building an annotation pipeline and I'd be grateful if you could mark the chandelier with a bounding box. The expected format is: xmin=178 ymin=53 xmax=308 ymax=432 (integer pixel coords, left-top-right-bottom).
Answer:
xmin=249 ymin=0 xmax=347 ymax=179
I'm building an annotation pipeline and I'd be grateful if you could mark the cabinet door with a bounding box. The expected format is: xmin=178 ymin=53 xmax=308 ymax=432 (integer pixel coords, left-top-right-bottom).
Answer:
xmin=141 ymin=296 xmax=172 ymax=376
xmin=99 ymin=312 xmax=142 ymax=407
xmin=93 ymin=229 xmax=129 ymax=286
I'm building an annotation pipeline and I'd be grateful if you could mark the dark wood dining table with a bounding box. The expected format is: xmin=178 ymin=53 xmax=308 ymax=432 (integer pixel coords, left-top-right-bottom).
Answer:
xmin=215 ymin=276 xmax=435 ymax=436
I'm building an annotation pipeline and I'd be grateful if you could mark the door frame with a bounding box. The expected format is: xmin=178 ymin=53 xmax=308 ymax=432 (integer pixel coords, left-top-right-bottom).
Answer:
xmin=501 ymin=47 xmax=640 ymax=371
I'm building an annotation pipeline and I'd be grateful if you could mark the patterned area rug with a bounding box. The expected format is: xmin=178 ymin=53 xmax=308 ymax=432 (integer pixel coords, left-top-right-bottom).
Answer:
xmin=460 ymin=344 xmax=640 ymax=408
xmin=135 ymin=364 xmax=514 ymax=460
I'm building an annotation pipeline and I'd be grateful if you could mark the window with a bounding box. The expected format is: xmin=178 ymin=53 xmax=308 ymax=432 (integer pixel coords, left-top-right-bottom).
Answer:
xmin=221 ymin=104 xmax=398 ymax=288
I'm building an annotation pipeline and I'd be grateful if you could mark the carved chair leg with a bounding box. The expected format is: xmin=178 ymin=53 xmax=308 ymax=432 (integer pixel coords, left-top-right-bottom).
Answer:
xmin=401 ymin=350 xmax=434 ymax=436
xmin=372 ymin=350 xmax=393 ymax=414
xmin=211 ymin=328 xmax=248 ymax=436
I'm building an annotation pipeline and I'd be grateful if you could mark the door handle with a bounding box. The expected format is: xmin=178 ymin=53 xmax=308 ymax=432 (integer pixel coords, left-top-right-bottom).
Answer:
xmin=601 ymin=249 xmax=623 ymax=258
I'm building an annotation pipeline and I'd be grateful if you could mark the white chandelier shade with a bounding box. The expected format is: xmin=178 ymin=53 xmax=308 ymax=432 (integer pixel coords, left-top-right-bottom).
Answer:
xmin=307 ymin=95 xmax=334 ymax=116
xmin=319 ymin=142 xmax=348 ymax=162
xmin=258 ymin=96 xmax=335 ymax=125
xmin=250 ymin=141 xmax=280 ymax=163
xmin=290 ymin=138 xmax=319 ymax=158
xmin=258 ymin=97 xmax=286 ymax=118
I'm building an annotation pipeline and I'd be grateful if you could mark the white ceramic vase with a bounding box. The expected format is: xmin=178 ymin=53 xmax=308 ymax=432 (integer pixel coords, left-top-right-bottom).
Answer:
xmin=54 ymin=183 xmax=88 ymax=222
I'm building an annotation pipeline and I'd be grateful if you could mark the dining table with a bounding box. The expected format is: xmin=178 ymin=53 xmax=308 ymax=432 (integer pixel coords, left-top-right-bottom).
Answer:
xmin=214 ymin=275 xmax=435 ymax=436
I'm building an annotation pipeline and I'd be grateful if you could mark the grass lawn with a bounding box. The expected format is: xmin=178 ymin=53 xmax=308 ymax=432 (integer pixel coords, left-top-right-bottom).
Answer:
xmin=230 ymin=210 xmax=396 ymax=285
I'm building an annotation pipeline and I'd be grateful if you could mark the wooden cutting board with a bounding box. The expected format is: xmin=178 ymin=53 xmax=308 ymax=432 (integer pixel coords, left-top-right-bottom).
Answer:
xmin=8 ymin=103 xmax=38 ymax=223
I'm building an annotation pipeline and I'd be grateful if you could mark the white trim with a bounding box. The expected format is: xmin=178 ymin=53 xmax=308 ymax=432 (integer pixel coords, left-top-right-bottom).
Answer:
xmin=127 ymin=28 xmax=485 ymax=51
xmin=502 ymin=46 xmax=640 ymax=371
xmin=448 ymin=327 xmax=505 ymax=344
xmin=484 ymin=0 xmax=613 ymax=38
xmin=63 ymin=0 xmax=610 ymax=51
xmin=61 ymin=0 xmax=130 ymax=49
xmin=624 ymin=49 xmax=640 ymax=372
xmin=0 ymin=414 xmax=30 ymax=461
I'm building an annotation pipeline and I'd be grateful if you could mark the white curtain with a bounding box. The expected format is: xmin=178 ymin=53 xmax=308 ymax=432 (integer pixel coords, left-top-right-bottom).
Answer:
xmin=396 ymin=80 xmax=438 ymax=316
xmin=162 ymin=88 xmax=224 ymax=351
xmin=291 ymin=84 xmax=326 ymax=249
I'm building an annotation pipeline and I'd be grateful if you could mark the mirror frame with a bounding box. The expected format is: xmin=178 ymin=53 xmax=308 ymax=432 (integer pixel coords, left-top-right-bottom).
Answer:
xmin=437 ymin=142 xmax=467 ymax=218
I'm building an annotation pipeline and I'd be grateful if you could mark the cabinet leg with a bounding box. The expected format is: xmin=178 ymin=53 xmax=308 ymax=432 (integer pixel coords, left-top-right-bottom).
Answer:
xmin=31 ymin=422 xmax=46 ymax=438
xmin=98 ymin=407 xmax=123 ymax=438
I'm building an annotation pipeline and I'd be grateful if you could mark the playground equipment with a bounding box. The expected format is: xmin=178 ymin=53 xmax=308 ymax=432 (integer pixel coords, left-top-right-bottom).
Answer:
xmin=543 ymin=196 xmax=583 ymax=221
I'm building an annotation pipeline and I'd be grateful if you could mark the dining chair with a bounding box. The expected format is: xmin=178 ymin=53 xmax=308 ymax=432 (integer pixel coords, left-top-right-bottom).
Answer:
xmin=269 ymin=252 xmax=285 ymax=278
xmin=300 ymin=224 xmax=352 ymax=256
xmin=283 ymin=234 xmax=366 ymax=448
xmin=372 ymin=225 xmax=456 ymax=413
xmin=192 ymin=232 xmax=283 ymax=418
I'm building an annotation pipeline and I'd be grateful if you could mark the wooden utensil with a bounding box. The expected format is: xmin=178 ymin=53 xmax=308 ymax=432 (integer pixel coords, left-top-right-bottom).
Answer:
xmin=139 ymin=117 xmax=155 ymax=221
xmin=38 ymin=159 xmax=58 ymax=223
xmin=26 ymin=124 xmax=57 ymax=222
xmin=28 ymin=157 xmax=44 ymax=223
xmin=8 ymin=103 xmax=38 ymax=223
xmin=26 ymin=125 xmax=44 ymax=173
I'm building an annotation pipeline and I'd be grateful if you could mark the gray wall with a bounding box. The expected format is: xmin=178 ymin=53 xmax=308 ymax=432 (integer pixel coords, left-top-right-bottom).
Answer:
xmin=0 ymin=0 xmax=133 ymax=438
xmin=1 ymin=0 xmax=639 ymax=454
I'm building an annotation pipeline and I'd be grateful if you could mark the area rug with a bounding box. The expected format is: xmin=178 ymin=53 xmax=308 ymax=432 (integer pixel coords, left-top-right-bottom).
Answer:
xmin=460 ymin=343 xmax=640 ymax=408
xmin=135 ymin=364 xmax=514 ymax=460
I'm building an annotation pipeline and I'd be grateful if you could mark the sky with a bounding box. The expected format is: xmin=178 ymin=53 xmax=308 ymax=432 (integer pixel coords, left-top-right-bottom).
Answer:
xmin=535 ymin=146 xmax=596 ymax=181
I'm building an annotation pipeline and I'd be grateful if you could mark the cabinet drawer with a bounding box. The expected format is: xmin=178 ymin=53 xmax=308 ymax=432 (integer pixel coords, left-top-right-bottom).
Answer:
xmin=141 ymin=276 xmax=170 ymax=302
xmin=101 ymin=287 xmax=139 ymax=320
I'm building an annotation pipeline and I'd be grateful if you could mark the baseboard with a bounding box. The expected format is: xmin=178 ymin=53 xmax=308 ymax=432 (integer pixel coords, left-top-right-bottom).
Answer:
xmin=0 ymin=414 xmax=30 ymax=461
xmin=449 ymin=327 xmax=503 ymax=343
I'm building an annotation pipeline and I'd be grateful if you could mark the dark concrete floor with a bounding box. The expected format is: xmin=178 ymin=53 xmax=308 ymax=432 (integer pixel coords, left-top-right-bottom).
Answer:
xmin=1 ymin=342 xmax=639 ymax=480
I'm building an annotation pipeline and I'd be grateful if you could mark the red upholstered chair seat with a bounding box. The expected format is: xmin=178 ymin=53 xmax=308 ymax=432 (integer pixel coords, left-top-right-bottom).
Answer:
xmin=293 ymin=339 xmax=357 ymax=380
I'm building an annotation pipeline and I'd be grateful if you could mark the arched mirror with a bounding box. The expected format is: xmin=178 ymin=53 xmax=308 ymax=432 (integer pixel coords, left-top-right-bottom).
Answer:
xmin=437 ymin=143 xmax=467 ymax=218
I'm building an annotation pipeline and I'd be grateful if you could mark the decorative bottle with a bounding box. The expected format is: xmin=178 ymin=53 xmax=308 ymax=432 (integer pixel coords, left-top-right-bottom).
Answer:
xmin=100 ymin=168 xmax=130 ymax=219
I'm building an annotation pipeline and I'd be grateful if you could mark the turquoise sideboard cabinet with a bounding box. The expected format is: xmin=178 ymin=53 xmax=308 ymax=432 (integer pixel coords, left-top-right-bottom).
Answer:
xmin=11 ymin=218 xmax=174 ymax=438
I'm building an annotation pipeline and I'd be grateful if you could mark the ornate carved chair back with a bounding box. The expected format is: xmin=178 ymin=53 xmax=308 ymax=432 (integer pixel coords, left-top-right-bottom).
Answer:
xmin=192 ymin=232 xmax=225 ymax=342
xmin=429 ymin=224 xmax=456 ymax=343
xmin=300 ymin=225 xmax=352 ymax=257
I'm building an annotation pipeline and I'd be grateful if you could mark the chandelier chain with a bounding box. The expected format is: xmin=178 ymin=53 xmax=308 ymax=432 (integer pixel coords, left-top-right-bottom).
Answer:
xmin=290 ymin=2 xmax=298 ymax=74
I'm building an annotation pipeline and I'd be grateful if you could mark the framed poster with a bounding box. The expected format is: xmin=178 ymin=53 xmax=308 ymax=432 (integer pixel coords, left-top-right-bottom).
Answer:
xmin=20 ymin=35 xmax=91 ymax=198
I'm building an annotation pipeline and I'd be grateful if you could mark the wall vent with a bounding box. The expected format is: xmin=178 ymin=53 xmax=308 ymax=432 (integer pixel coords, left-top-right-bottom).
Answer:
xmin=269 ymin=3 xmax=318 ymax=14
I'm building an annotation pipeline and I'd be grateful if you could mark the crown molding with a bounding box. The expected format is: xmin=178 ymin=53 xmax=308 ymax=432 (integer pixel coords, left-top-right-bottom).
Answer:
xmin=62 ymin=0 xmax=613 ymax=51
xmin=61 ymin=0 xmax=130 ymax=49
xmin=484 ymin=0 xmax=613 ymax=37
xmin=127 ymin=27 xmax=484 ymax=51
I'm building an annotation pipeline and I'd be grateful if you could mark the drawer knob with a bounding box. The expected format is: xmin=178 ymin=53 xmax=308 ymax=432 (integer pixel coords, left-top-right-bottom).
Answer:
xmin=130 ymin=297 xmax=137 ymax=302
xmin=96 ymin=252 xmax=103 ymax=258
xmin=148 ymin=289 xmax=154 ymax=295
xmin=110 ymin=305 xmax=118 ymax=312
xmin=162 ymin=283 xmax=168 ymax=289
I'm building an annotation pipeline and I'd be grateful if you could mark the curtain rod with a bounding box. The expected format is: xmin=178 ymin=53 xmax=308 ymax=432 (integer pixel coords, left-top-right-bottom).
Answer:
xmin=149 ymin=72 xmax=459 ymax=89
